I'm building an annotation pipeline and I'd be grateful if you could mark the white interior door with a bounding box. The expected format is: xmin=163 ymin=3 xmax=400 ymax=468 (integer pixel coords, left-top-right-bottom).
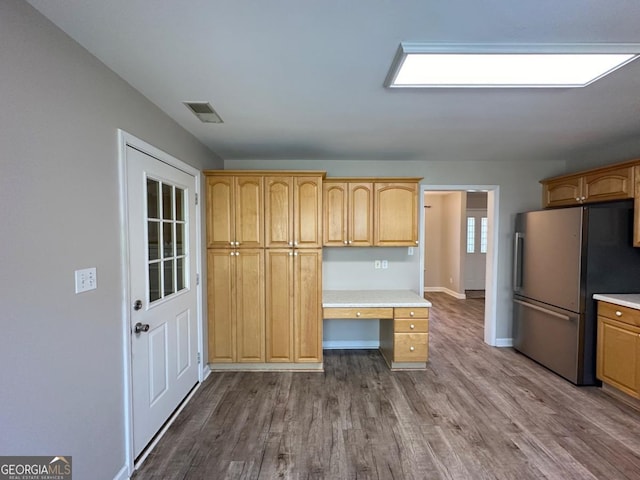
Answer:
xmin=465 ymin=208 xmax=487 ymax=290
xmin=126 ymin=146 xmax=198 ymax=458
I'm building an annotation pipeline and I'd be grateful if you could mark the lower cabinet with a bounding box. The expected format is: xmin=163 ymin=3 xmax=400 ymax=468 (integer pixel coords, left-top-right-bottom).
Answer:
xmin=265 ymin=249 xmax=323 ymax=363
xmin=380 ymin=307 xmax=429 ymax=368
xmin=596 ymin=301 xmax=640 ymax=398
xmin=207 ymin=249 xmax=265 ymax=363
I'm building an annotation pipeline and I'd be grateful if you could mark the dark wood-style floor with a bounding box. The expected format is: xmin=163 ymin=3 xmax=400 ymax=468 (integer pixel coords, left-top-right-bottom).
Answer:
xmin=133 ymin=292 xmax=640 ymax=479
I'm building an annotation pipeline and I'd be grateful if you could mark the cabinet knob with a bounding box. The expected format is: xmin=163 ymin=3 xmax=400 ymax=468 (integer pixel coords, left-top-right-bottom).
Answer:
xmin=616 ymin=310 xmax=623 ymax=317
xmin=356 ymin=312 xmax=361 ymax=317
xmin=294 ymin=241 xmax=299 ymax=246
xmin=343 ymin=240 xmax=348 ymax=244
xmin=410 ymin=324 xmax=415 ymax=329
xmin=576 ymin=197 xmax=580 ymax=201
xmin=410 ymin=346 xmax=415 ymax=352
xmin=235 ymin=241 xmax=240 ymax=246
xmin=289 ymin=251 xmax=294 ymax=256
xmin=581 ymin=196 xmax=586 ymax=201
xmin=415 ymin=241 xmax=419 ymax=245
xmin=410 ymin=311 xmax=414 ymax=317
xmin=288 ymin=241 xmax=293 ymax=246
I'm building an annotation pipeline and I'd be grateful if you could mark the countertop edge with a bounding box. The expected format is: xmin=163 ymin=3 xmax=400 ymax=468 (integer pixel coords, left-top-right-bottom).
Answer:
xmin=593 ymin=293 xmax=640 ymax=310
xmin=322 ymin=289 xmax=433 ymax=308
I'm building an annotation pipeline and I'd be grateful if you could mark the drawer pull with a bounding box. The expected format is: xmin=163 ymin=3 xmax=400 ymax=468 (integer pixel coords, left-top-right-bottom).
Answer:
xmin=410 ymin=311 xmax=415 ymax=317
xmin=410 ymin=324 xmax=415 ymax=329
xmin=356 ymin=312 xmax=361 ymax=317
xmin=616 ymin=311 xmax=623 ymax=317
xmin=410 ymin=346 xmax=415 ymax=351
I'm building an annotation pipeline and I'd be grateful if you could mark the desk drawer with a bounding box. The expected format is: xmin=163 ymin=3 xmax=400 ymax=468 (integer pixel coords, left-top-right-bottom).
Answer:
xmin=323 ymin=307 xmax=393 ymax=319
xmin=395 ymin=319 xmax=428 ymax=333
xmin=598 ymin=302 xmax=640 ymax=327
xmin=394 ymin=333 xmax=428 ymax=362
xmin=394 ymin=307 xmax=429 ymax=319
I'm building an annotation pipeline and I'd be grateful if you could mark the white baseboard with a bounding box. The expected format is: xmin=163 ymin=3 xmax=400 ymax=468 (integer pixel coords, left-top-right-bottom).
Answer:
xmin=423 ymin=287 xmax=466 ymax=299
xmin=201 ymin=364 xmax=211 ymax=382
xmin=113 ymin=464 xmax=128 ymax=480
xmin=323 ymin=340 xmax=380 ymax=350
xmin=494 ymin=338 xmax=513 ymax=347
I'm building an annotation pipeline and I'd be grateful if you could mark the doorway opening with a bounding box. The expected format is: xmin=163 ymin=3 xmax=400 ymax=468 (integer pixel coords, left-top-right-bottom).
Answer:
xmin=419 ymin=185 xmax=499 ymax=345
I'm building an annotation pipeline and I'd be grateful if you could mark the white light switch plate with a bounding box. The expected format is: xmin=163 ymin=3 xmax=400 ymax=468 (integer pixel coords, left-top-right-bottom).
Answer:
xmin=75 ymin=267 xmax=97 ymax=293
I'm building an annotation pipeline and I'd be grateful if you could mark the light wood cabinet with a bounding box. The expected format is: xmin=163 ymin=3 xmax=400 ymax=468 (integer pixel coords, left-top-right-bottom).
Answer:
xmin=379 ymin=307 xmax=429 ymax=368
xmin=265 ymin=175 xmax=322 ymax=249
xmin=207 ymin=248 xmax=265 ymax=363
xmin=323 ymin=180 xmax=373 ymax=246
xmin=541 ymin=165 xmax=634 ymax=208
xmin=374 ymin=181 xmax=420 ymax=246
xmin=265 ymin=249 xmax=322 ymax=363
xmin=206 ymin=175 xmax=263 ymax=248
xmin=596 ymin=301 xmax=640 ymax=399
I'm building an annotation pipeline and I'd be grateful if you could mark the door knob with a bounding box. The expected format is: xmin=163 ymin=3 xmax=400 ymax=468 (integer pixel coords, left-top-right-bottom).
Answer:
xmin=133 ymin=299 xmax=143 ymax=311
xmin=134 ymin=322 xmax=150 ymax=334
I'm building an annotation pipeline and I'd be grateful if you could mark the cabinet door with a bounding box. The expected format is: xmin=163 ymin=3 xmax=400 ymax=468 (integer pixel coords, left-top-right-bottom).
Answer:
xmin=597 ymin=316 xmax=640 ymax=398
xmin=294 ymin=249 xmax=323 ymax=363
xmin=206 ymin=176 xmax=234 ymax=248
xmin=583 ymin=166 xmax=634 ymax=204
xmin=235 ymin=249 xmax=265 ymax=362
xmin=374 ymin=182 xmax=419 ymax=246
xmin=265 ymin=249 xmax=294 ymax=362
xmin=542 ymin=176 xmax=583 ymax=208
xmin=323 ymin=181 xmax=348 ymax=246
xmin=234 ymin=176 xmax=264 ymax=248
xmin=349 ymin=182 xmax=373 ymax=246
xmin=265 ymin=176 xmax=293 ymax=248
xmin=207 ymin=249 xmax=235 ymax=362
xmin=295 ymin=176 xmax=322 ymax=248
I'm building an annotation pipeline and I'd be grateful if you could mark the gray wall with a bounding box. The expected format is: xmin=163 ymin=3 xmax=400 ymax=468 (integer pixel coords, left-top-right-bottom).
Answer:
xmin=0 ymin=1 xmax=221 ymax=478
xmin=226 ymin=158 xmax=566 ymax=342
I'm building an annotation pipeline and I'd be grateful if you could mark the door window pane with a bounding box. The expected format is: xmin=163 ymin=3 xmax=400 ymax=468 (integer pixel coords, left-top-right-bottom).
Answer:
xmin=176 ymin=223 xmax=184 ymax=256
xmin=147 ymin=179 xmax=159 ymax=219
xmin=163 ymin=222 xmax=174 ymax=258
xmin=164 ymin=260 xmax=175 ymax=296
xmin=162 ymin=184 xmax=173 ymax=220
xmin=148 ymin=221 xmax=160 ymax=261
xmin=480 ymin=217 xmax=488 ymax=253
xmin=466 ymin=217 xmax=475 ymax=253
xmin=175 ymin=188 xmax=184 ymax=221
xmin=176 ymin=258 xmax=185 ymax=291
xmin=149 ymin=262 xmax=161 ymax=302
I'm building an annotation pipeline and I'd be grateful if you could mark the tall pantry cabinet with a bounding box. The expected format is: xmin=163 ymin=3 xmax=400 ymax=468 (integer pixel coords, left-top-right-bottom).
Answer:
xmin=205 ymin=171 xmax=324 ymax=368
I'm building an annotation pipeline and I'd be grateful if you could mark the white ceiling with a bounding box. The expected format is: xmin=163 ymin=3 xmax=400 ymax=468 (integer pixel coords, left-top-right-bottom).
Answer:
xmin=27 ymin=0 xmax=640 ymax=163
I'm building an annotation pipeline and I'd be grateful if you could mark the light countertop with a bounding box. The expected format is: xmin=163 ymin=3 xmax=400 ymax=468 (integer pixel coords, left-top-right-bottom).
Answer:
xmin=593 ymin=293 xmax=640 ymax=310
xmin=323 ymin=289 xmax=432 ymax=308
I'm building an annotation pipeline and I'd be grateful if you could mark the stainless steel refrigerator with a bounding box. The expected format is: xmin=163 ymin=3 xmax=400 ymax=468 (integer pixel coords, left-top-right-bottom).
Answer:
xmin=513 ymin=200 xmax=640 ymax=385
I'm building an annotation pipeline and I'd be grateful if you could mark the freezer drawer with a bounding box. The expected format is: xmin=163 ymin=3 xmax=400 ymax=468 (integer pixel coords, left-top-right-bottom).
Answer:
xmin=513 ymin=298 xmax=582 ymax=384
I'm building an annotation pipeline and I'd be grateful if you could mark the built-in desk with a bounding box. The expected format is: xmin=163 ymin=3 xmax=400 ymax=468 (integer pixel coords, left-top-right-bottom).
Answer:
xmin=323 ymin=290 xmax=432 ymax=370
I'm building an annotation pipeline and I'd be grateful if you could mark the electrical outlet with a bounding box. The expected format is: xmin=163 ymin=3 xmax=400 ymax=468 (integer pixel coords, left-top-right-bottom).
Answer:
xmin=407 ymin=247 xmax=414 ymax=256
xmin=75 ymin=267 xmax=97 ymax=293
xmin=382 ymin=260 xmax=388 ymax=269
xmin=374 ymin=260 xmax=381 ymax=269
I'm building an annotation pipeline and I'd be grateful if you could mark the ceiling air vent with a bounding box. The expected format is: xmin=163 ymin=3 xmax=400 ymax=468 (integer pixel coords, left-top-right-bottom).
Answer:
xmin=183 ymin=102 xmax=223 ymax=123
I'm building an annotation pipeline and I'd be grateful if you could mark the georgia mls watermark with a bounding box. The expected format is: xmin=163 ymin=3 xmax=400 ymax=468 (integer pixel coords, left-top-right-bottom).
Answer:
xmin=0 ymin=456 xmax=72 ymax=480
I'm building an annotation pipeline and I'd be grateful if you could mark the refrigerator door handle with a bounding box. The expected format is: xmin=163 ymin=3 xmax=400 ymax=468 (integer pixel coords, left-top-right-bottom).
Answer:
xmin=513 ymin=299 xmax=572 ymax=322
xmin=513 ymin=232 xmax=524 ymax=292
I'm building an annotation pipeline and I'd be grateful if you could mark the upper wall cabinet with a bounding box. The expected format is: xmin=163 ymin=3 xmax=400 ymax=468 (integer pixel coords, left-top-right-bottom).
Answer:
xmin=264 ymin=174 xmax=323 ymax=249
xmin=542 ymin=165 xmax=634 ymax=208
xmin=206 ymin=174 xmax=264 ymax=248
xmin=374 ymin=181 xmax=420 ymax=246
xmin=540 ymin=159 xmax=640 ymax=247
xmin=323 ymin=180 xmax=373 ymax=246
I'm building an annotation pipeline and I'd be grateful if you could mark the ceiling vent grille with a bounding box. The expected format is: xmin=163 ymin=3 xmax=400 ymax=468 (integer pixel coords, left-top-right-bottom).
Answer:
xmin=183 ymin=102 xmax=223 ymax=123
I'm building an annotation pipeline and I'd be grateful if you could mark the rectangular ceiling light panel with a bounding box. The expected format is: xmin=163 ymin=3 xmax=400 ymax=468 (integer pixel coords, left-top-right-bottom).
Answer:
xmin=385 ymin=44 xmax=639 ymax=88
